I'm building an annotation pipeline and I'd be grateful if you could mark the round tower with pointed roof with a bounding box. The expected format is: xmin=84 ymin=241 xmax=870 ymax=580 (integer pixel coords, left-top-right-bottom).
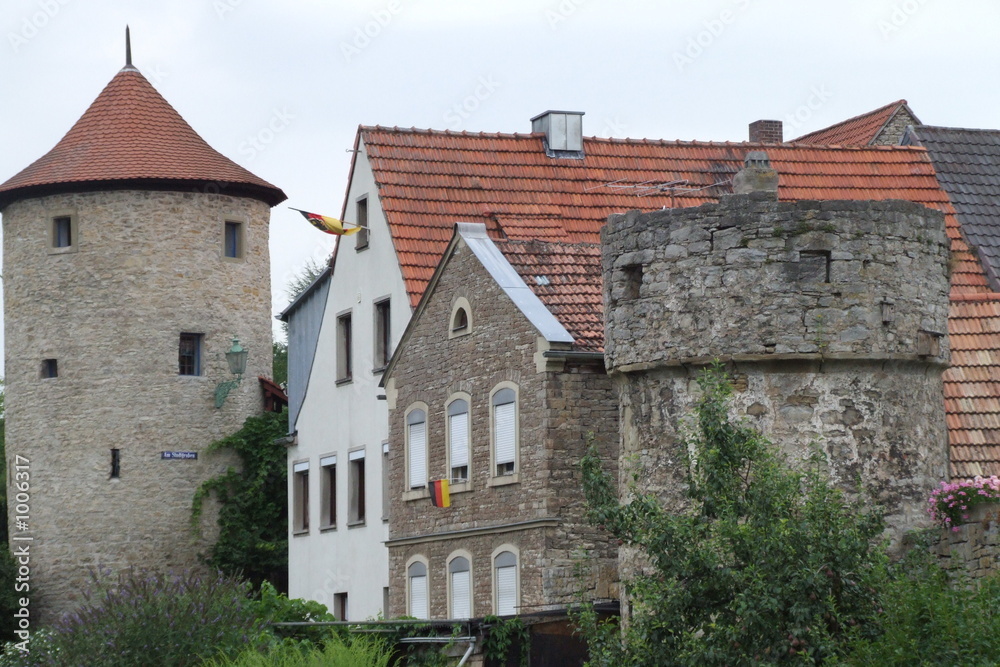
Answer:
xmin=1 ymin=38 xmax=285 ymax=619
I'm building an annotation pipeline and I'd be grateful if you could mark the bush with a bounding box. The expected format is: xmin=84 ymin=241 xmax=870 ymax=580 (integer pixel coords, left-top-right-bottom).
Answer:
xmin=843 ymin=546 xmax=1000 ymax=665
xmin=205 ymin=632 xmax=393 ymax=667
xmin=577 ymin=365 xmax=888 ymax=665
xmin=250 ymin=581 xmax=334 ymax=646
xmin=1 ymin=569 xmax=266 ymax=666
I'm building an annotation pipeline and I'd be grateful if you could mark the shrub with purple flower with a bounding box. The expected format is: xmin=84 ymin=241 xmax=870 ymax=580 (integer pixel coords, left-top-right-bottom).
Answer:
xmin=927 ymin=476 xmax=1000 ymax=531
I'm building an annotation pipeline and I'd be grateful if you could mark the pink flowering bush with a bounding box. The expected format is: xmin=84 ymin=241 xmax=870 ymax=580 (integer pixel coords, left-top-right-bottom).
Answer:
xmin=927 ymin=476 xmax=1000 ymax=531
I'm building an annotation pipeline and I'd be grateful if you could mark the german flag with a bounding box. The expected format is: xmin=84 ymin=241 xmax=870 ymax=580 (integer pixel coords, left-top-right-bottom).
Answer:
xmin=292 ymin=208 xmax=362 ymax=236
xmin=430 ymin=479 xmax=451 ymax=508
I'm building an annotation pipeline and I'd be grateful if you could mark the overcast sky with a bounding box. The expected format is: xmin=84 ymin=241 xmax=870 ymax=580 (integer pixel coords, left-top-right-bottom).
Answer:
xmin=1 ymin=0 xmax=998 ymax=363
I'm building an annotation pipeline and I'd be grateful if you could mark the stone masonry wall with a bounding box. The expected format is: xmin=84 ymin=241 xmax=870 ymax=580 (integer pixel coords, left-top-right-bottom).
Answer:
xmin=933 ymin=503 xmax=1000 ymax=578
xmin=873 ymin=107 xmax=920 ymax=146
xmin=386 ymin=238 xmax=617 ymax=617
xmin=602 ymin=194 xmax=951 ymax=539
xmin=3 ymin=190 xmax=273 ymax=621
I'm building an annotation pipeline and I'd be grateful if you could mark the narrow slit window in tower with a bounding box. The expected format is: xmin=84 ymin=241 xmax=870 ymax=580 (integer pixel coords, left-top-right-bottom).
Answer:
xmin=110 ymin=449 xmax=120 ymax=479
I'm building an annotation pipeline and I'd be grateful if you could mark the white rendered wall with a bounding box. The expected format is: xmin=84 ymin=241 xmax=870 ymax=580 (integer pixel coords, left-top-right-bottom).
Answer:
xmin=288 ymin=140 xmax=409 ymax=620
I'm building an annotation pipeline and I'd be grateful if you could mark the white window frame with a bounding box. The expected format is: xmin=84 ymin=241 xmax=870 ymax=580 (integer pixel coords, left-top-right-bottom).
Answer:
xmin=447 ymin=551 xmax=473 ymax=620
xmin=404 ymin=404 xmax=429 ymax=501
xmin=446 ymin=393 xmax=472 ymax=494
xmin=489 ymin=383 xmax=520 ymax=487
xmin=292 ymin=460 xmax=310 ymax=534
xmin=492 ymin=545 xmax=520 ymax=617
xmin=407 ymin=556 xmax=430 ymax=620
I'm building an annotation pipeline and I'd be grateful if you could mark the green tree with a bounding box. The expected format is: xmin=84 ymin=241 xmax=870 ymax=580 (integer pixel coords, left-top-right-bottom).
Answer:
xmin=192 ymin=410 xmax=289 ymax=589
xmin=577 ymin=366 xmax=887 ymax=665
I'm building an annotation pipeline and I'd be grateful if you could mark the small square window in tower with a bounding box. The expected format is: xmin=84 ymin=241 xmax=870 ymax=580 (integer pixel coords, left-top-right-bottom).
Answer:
xmin=223 ymin=221 xmax=244 ymax=259
xmin=52 ymin=216 xmax=72 ymax=248
xmin=178 ymin=333 xmax=203 ymax=375
xmin=337 ymin=313 xmax=353 ymax=382
xmin=41 ymin=359 xmax=58 ymax=379
xmin=355 ymin=197 xmax=369 ymax=250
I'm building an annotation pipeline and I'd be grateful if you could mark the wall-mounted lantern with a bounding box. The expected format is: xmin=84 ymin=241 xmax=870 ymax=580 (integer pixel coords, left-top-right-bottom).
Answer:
xmin=214 ymin=336 xmax=248 ymax=408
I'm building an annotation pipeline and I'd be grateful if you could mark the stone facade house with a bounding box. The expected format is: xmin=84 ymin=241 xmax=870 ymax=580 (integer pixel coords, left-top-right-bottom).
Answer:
xmin=380 ymin=223 xmax=615 ymax=620
xmin=284 ymin=109 xmax=984 ymax=618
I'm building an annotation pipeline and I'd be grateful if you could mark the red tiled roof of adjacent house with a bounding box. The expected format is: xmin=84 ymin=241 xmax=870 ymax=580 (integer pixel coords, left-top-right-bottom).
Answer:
xmin=497 ymin=240 xmax=603 ymax=351
xmin=0 ymin=66 xmax=286 ymax=209
xmin=358 ymin=126 xmax=986 ymax=308
xmin=945 ymin=293 xmax=1000 ymax=479
xmin=792 ymin=100 xmax=916 ymax=147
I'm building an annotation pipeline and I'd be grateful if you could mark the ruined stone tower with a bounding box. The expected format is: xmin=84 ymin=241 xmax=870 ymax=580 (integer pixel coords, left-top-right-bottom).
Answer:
xmin=0 ymin=46 xmax=285 ymax=619
xmin=601 ymin=161 xmax=951 ymax=540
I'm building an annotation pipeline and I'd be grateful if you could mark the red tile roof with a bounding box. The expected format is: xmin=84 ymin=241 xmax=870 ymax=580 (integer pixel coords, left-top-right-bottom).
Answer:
xmin=497 ymin=240 xmax=603 ymax=351
xmin=359 ymin=126 xmax=983 ymax=308
xmin=792 ymin=100 xmax=916 ymax=147
xmin=945 ymin=293 xmax=1000 ymax=479
xmin=0 ymin=67 xmax=286 ymax=209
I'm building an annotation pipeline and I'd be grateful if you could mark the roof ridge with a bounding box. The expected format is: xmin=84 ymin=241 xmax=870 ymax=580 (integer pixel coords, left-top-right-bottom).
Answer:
xmin=916 ymin=124 xmax=1000 ymax=135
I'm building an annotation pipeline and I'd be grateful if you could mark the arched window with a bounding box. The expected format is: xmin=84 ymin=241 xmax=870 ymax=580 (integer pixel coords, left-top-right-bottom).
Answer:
xmin=406 ymin=408 xmax=427 ymax=490
xmin=448 ymin=399 xmax=470 ymax=483
xmin=448 ymin=556 xmax=472 ymax=619
xmin=493 ymin=550 xmax=518 ymax=616
xmin=449 ymin=298 xmax=472 ymax=338
xmin=408 ymin=560 xmax=429 ymax=619
xmin=491 ymin=387 xmax=517 ymax=477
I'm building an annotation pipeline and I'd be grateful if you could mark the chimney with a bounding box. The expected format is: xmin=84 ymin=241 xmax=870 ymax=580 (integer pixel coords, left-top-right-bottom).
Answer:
xmin=531 ymin=110 xmax=585 ymax=158
xmin=749 ymin=119 xmax=783 ymax=144
xmin=732 ymin=151 xmax=779 ymax=196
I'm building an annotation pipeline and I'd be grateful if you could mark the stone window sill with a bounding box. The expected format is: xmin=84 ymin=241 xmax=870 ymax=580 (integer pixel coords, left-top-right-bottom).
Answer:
xmin=449 ymin=481 xmax=472 ymax=494
xmin=487 ymin=472 xmax=520 ymax=488
xmin=403 ymin=488 xmax=428 ymax=502
xmin=320 ymin=524 xmax=336 ymax=533
xmin=335 ymin=377 xmax=353 ymax=387
xmin=292 ymin=529 xmax=310 ymax=537
xmin=347 ymin=519 xmax=366 ymax=528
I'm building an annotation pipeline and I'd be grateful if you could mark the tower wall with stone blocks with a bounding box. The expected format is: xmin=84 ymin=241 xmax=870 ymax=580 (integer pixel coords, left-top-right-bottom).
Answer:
xmin=3 ymin=189 xmax=273 ymax=620
xmin=601 ymin=193 xmax=951 ymax=538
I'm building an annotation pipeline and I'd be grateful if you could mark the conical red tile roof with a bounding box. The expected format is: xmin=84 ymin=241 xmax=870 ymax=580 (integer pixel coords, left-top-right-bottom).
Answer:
xmin=0 ymin=66 xmax=286 ymax=209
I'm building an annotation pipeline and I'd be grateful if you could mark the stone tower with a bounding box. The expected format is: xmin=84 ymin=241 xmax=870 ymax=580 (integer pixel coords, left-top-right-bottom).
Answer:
xmin=0 ymin=45 xmax=285 ymax=620
xmin=601 ymin=167 xmax=951 ymax=541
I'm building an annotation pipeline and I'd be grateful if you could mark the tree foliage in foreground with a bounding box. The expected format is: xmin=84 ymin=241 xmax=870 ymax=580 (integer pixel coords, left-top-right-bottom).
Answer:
xmin=192 ymin=410 xmax=289 ymax=588
xmin=577 ymin=366 xmax=887 ymax=665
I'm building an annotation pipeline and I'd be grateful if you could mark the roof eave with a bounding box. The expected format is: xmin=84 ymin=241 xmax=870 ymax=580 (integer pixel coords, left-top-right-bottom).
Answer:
xmin=0 ymin=177 xmax=287 ymax=210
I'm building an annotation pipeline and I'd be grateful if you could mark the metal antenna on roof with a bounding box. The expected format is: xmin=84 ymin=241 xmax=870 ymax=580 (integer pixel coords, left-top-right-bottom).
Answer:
xmin=125 ymin=26 xmax=132 ymax=68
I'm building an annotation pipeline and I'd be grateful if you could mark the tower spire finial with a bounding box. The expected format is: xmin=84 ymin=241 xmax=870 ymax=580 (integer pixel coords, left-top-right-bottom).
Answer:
xmin=125 ymin=25 xmax=132 ymax=68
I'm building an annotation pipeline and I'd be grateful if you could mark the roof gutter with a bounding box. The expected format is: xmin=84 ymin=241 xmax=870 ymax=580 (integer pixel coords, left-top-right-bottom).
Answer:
xmin=542 ymin=350 xmax=605 ymax=361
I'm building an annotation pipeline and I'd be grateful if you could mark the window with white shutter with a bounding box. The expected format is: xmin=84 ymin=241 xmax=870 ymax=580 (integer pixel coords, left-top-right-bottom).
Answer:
xmin=494 ymin=551 xmax=518 ymax=616
xmin=407 ymin=409 xmax=427 ymax=490
xmin=449 ymin=556 xmax=471 ymax=619
xmin=448 ymin=400 xmax=469 ymax=482
xmin=492 ymin=388 xmax=516 ymax=476
xmin=408 ymin=561 xmax=428 ymax=619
